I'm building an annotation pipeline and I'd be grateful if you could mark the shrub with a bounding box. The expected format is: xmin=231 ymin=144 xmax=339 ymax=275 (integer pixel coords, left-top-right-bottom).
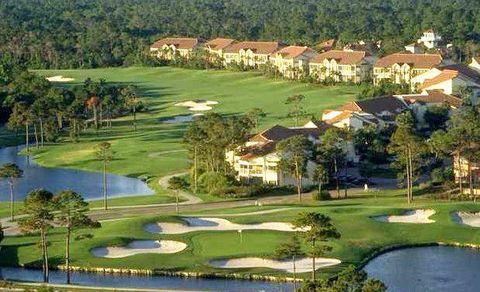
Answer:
xmin=312 ymin=190 xmax=331 ymax=201
xmin=198 ymin=171 xmax=230 ymax=194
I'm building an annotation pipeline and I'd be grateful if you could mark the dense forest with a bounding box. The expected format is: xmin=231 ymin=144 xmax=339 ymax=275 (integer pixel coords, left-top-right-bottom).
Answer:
xmin=1 ymin=0 xmax=480 ymax=69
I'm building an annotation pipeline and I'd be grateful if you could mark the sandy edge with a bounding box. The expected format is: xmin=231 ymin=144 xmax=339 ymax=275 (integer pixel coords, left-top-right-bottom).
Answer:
xmin=210 ymin=257 xmax=341 ymax=273
xmin=144 ymin=217 xmax=307 ymax=234
xmin=90 ymin=240 xmax=187 ymax=258
xmin=452 ymin=211 xmax=480 ymax=227
xmin=373 ymin=209 xmax=436 ymax=224
xmin=46 ymin=75 xmax=75 ymax=82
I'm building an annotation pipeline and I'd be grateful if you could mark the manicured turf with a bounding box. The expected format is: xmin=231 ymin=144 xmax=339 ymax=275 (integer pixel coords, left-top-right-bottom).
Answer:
xmin=2 ymin=191 xmax=480 ymax=279
xmin=27 ymin=67 xmax=358 ymax=179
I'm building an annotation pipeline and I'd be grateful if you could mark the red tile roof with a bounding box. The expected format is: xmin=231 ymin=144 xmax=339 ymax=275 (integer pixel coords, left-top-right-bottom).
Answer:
xmin=375 ymin=53 xmax=442 ymax=69
xmin=224 ymin=41 xmax=282 ymax=54
xmin=205 ymin=38 xmax=235 ymax=50
xmin=421 ymin=70 xmax=459 ymax=89
xmin=401 ymin=90 xmax=461 ymax=108
xmin=151 ymin=37 xmax=200 ymax=50
xmin=311 ymin=50 xmax=368 ymax=65
xmin=274 ymin=46 xmax=316 ymax=59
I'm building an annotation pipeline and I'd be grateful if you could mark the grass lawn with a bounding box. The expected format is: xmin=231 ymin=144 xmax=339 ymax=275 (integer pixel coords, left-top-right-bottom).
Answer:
xmin=25 ymin=67 xmax=358 ymax=179
xmin=2 ymin=191 xmax=480 ymax=279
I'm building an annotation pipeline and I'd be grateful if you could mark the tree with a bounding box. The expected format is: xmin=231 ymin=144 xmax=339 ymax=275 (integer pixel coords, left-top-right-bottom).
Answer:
xmin=168 ymin=176 xmax=187 ymax=214
xmin=387 ymin=112 xmax=426 ymax=204
xmin=0 ymin=163 xmax=23 ymax=220
xmin=53 ymin=190 xmax=98 ymax=284
xmin=19 ymin=189 xmax=54 ymax=283
xmin=277 ymin=135 xmax=313 ymax=202
xmin=317 ymin=128 xmax=346 ymax=198
xmin=94 ymin=142 xmax=114 ymax=210
xmin=285 ymin=94 xmax=307 ymax=127
xmin=246 ymin=108 xmax=267 ymax=133
xmin=293 ymin=212 xmax=340 ymax=282
xmin=86 ymin=96 xmax=100 ymax=129
xmin=274 ymin=235 xmax=304 ymax=291
xmin=312 ymin=164 xmax=329 ymax=195
xmin=424 ymin=105 xmax=450 ymax=131
xmin=121 ymin=85 xmax=140 ymax=131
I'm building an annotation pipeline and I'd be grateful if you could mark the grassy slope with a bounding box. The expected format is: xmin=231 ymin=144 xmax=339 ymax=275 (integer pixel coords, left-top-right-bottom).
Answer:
xmin=1 ymin=191 xmax=480 ymax=279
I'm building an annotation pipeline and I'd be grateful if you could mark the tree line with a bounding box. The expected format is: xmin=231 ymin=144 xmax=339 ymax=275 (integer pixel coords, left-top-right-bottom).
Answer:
xmin=0 ymin=57 xmax=142 ymax=148
xmin=1 ymin=0 xmax=479 ymax=69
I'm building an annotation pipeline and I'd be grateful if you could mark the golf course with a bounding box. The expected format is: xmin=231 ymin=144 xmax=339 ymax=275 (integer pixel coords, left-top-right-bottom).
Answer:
xmin=1 ymin=66 xmax=480 ymax=290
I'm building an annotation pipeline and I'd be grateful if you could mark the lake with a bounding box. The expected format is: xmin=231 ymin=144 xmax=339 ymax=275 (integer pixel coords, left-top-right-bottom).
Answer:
xmin=0 ymin=146 xmax=154 ymax=201
xmin=364 ymin=245 xmax=480 ymax=292
xmin=0 ymin=267 xmax=293 ymax=292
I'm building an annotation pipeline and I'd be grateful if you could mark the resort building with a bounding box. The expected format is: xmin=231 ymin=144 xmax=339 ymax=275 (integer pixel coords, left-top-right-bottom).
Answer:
xmin=150 ymin=37 xmax=202 ymax=60
xmin=204 ymin=38 xmax=236 ymax=60
xmin=322 ymin=95 xmax=409 ymax=130
xmin=308 ymin=50 xmax=374 ymax=83
xmin=373 ymin=53 xmax=443 ymax=85
xmin=417 ymin=29 xmax=442 ymax=49
xmin=405 ymin=43 xmax=423 ymax=54
xmin=223 ymin=41 xmax=282 ymax=68
xmin=396 ymin=90 xmax=461 ymax=128
xmin=453 ymin=155 xmax=480 ymax=194
xmin=225 ymin=121 xmax=331 ymax=186
xmin=411 ymin=62 xmax=480 ymax=99
xmin=270 ymin=46 xmax=318 ymax=79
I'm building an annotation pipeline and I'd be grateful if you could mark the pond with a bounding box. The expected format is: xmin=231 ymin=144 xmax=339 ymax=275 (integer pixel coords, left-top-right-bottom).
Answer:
xmin=363 ymin=245 xmax=480 ymax=292
xmin=0 ymin=267 xmax=293 ymax=292
xmin=0 ymin=146 xmax=154 ymax=201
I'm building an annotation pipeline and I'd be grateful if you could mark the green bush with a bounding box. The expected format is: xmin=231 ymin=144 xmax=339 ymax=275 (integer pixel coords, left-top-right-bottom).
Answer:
xmin=312 ymin=190 xmax=331 ymax=201
xmin=198 ymin=171 xmax=230 ymax=194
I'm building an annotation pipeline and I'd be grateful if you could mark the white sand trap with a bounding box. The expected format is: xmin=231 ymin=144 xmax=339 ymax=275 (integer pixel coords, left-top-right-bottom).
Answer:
xmin=453 ymin=212 xmax=480 ymax=227
xmin=210 ymin=257 xmax=341 ymax=273
xmin=90 ymin=240 xmax=187 ymax=258
xmin=46 ymin=75 xmax=75 ymax=82
xmin=174 ymin=100 xmax=218 ymax=112
xmin=144 ymin=217 xmax=307 ymax=234
xmin=373 ymin=209 xmax=436 ymax=224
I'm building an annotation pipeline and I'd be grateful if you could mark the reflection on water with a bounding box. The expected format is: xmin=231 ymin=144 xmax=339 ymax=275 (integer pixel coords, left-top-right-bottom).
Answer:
xmin=364 ymin=246 xmax=480 ymax=292
xmin=0 ymin=267 xmax=292 ymax=292
xmin=0 ymin=146 xmax=154 ymax=201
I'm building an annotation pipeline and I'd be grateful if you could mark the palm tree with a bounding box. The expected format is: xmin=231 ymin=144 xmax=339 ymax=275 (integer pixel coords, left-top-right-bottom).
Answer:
xmin=94 ymin=142 xmax=114 ymax=210
xmin=0 ymin=163 xmax=23 ymax=220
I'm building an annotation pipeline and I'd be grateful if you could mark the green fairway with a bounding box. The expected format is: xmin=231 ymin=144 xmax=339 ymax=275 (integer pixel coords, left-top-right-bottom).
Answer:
xmin=1 ymin=192 xmax=480 ymax=279
xmin=1 ymin=67 xmax=358 ymax=198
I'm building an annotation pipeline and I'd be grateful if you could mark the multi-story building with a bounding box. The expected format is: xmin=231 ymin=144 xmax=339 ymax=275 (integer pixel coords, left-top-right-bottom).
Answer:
xmin=373 ymin=53 xmax=443 ymax=85
xmin=225 ymin=121 xmax=331 ymax=186
xmin=269 ymin=46 xmax=318 ymax=79
xmin=309 ymin=50 xmax=374 ymax=83
xmin=417 ymin=29 xmax=442 ymax=49
xmin=150 ymin=37 xmax=202 ymax=60
xmin=204 ymin=38 xmax=236 ymax=61
xmin=223 ymin=41 xmax=282 ymax=68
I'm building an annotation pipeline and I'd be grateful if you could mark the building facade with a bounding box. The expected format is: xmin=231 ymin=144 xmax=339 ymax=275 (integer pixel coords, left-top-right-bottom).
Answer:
xmin=223 ymin=41 xmax=282 ymax=68
xmin=150 ymin=37 xmax=202 ymax=60
xmin=309 ymin=50 xmax=373 ymax=83
xmin=270 ymin=46 xmax=318 ymax=79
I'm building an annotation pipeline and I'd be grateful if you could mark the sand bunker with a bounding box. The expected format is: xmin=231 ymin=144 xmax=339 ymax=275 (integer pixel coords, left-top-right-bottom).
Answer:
xmin=373 ymin=209 xmax=435 ymax=224
xmin=46 ymin=75 xmax=75 ymax=82
xmin=453 ymin=212 xmax=480 ymax=227
xmin=144 ymin=217 xmax=307 ymax=234
xmin=210 ymin=257 xmax=341 ymax=273
xmin=175 ymin=100 xmax=218 ymax=112
xmin=90 ymin=240 xmax=187 ymax=258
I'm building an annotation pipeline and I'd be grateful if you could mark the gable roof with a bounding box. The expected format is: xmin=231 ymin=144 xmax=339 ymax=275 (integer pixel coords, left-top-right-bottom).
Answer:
xmin=224 ymin=41 xmax=282 ymax=54
xmin=274 ymin=46 xmax=316 ymax=59
xmin=205 ymin=38 xmax=235 ymax=50
xmin=311 ymin=50 xmax=368 ymax=65
xmin=375 ymin=53 xmax=442 ymax=69
xmin=439 ymin=64 xmax=480 ymax=84
xmin=400 ymin=90 xmax=461 ymax=108
xmin=151 ymin=37 xmax=200 ymax=50
xmin=341 ymin=96 xmax=408 ymax=117
xmin=421 ymin=70 xmax=459 ymax=89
